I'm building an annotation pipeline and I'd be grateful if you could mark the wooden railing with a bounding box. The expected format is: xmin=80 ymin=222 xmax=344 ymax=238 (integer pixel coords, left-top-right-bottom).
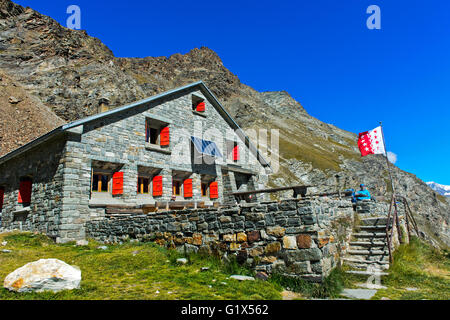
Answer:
xmin=385 ymin=194 xmax=421 ymax=263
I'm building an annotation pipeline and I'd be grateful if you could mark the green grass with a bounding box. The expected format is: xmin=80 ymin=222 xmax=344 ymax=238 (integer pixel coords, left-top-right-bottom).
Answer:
xmin=372 ymin=237 xmax=450 ymax=300
xmin=0 ymin=231 xmax=282 ymax=300
xmin=269 ymin=267 xmax=346 ymax=299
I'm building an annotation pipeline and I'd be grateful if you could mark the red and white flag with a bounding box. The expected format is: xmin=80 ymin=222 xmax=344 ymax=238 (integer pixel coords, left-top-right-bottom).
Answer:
xmin=357 ymin=126 xmax=386 ymax=157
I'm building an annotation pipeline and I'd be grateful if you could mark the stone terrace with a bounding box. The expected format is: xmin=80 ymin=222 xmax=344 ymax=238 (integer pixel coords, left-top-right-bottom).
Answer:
xmin=86 ymin=198 xmax=357 ymax=282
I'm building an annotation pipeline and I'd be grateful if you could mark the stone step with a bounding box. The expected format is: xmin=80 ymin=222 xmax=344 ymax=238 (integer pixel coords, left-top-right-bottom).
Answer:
xmin=353 ymin=232 xmax=387 ymax=239
xmin=342 ymin=257 xmax=390 ymax=265
xmin=345 ymin=270 xmax=389 ymax=276
xmin=345 ymin=262 xmax=390 ymax=271
xmin=348 ymin=249 xmax=389 ymax=256
xmin=360 ymin=217 xmax=391 ymax=226
xmin=349 ymin=241 xmax=387 ymax=247
xmin=358 ymin=225 xmax=390 ymax=231
xmin=343 ymin=258 xmax=390 ymax=270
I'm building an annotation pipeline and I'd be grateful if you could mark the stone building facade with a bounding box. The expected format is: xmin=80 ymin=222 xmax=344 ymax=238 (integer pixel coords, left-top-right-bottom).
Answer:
xmin=0 ymin=82 xmax=271 ymax=243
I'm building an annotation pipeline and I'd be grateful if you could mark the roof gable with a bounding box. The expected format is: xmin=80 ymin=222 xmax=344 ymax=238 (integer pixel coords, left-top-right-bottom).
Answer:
xmin=0 ymin=81 xmax=271 ymax=169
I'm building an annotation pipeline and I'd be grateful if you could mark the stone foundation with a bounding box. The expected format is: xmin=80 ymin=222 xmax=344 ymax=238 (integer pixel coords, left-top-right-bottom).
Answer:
xmin=86 ymin=198 xmax=356 ymax=282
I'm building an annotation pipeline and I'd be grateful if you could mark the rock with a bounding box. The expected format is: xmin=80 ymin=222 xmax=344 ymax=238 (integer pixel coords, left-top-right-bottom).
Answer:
xmin=1 ymin=249 xmax=12 ymax=253
xmin=356 ymin=282 xmax=387 ymax=290
xmin=201 ymin=267 xmax=209 ymax=272
xmin=3 ymin=259 xmax=81 ymax=293
xmin=76 ymin=240 xmax=89 ymax=246
xmin=236 ymin=232 xmax=247 ymax=242
xmin=247 ymin=230 xmax=260 ymax=243
xmin=265 ymin=241 xmax=281 ymax=254
xmin=296 ymin=234 xmax=312 ymax=249
xmin=230 ymin=275 xmax=255 ymax=281
xmin=176 ymin=258 xmax=188 ymax=265
xmin=8 ymin=96 xmax=21 ymax=104
xmin=223 ymin=234 xmax=236 ymax=242
xmin=282 ymin=236 xmax=298 ymax=249
xmin=267 ymin=226 xmax=286 ymax=237
xmin=97 ymin=245 xmax=108 ymax=250
xmin=261 ymin=256 xmax=277 ymax=264
xmin=1 ymin=241 xmax=7 ymax=246
xmin=405 ymin=287 xmax=418 ymax=291
xmin=289 ymin=261 xmax=311 ymax=274
xmin=341 ymin=288 xmax=377 ymax=300
xmin=255 ymin=272 xmax=269 ymax=281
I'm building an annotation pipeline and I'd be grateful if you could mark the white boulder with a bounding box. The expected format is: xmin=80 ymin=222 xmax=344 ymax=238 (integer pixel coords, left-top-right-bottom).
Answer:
xmin=3 ymin=258 xmax=81 ymax=293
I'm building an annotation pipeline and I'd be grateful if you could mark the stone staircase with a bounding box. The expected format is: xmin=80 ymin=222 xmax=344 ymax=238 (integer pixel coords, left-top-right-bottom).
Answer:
xmin=342 ymin=216 xmax=392 ymax=278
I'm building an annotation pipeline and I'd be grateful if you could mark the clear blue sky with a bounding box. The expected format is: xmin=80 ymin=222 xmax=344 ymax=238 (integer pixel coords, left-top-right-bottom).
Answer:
xmin=14 ymin=0 xmax=450 ymax=184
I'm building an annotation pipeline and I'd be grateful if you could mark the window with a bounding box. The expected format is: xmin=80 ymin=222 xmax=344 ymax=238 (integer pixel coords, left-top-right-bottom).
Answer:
xmin=92 ymin=173 xmax=110 ymax=192
xmin=172 ymin=180 xmax=181 ymax=196
xmin=201 ymin=183 xmax=208 ymax=197
xmin=146 ymin=119 xmax=170 ymax=147
xmin=18 ymin=177 xmax=32 ymax=204
xmin=226 ymin=140 xmax=239 ymax=162
xmin=192 ymin=95 xmax=205 ymax=112
xmin=137 ymin=177 xmax=150 ymax=194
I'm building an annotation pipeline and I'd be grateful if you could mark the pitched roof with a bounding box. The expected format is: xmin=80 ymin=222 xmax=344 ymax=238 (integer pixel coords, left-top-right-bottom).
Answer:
xmin=0 ymin=81 xmax=271 ymax=168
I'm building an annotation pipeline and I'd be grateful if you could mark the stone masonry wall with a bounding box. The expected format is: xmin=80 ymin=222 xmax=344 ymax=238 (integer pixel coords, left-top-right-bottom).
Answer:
xmin=86 ymin=198 xmax=356 ymax=282
xmin=0 ymin=136 xmax=66 ymax=239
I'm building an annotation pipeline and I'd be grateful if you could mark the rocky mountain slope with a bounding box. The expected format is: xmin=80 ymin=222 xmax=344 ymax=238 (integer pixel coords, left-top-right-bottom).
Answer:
xmin=0 ymin=71 xmax=65 ymax=155
xmin=0 ymin=0 xmax=448 ymax=248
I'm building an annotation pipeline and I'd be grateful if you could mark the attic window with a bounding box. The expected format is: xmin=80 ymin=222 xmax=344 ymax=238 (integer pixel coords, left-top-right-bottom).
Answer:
xmin=226 ymin=140 xmax=239 ymax=162
xmin=145 ymin=118 xmax=170 ymax=147
xmin=192 ymin=95 xmax=205 ymax=113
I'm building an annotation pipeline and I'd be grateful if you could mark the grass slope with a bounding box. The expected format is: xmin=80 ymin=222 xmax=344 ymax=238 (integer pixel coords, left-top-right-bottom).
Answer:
xmin=0 ymin=232 xmax=281 ymax=300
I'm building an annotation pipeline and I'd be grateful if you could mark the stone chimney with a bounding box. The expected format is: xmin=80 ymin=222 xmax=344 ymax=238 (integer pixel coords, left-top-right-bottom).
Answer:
xmin=98 ymin=98 xmax=110 ymax=113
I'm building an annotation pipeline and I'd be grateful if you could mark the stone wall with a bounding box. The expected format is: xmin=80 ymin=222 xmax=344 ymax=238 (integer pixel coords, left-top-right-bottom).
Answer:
xmin=86 ymin=198 xmax=356 ymax=281
xmin=0 ymin=136 xmax=66 ymax=239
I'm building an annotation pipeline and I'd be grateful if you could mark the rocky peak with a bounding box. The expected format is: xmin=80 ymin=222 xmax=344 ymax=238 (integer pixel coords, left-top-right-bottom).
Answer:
xmin=0 ymin=0 xmax=23 ymax=19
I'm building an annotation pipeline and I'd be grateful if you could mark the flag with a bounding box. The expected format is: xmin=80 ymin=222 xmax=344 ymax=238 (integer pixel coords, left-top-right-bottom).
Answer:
xmin=357 ymin=126 xmax=386 ymax=157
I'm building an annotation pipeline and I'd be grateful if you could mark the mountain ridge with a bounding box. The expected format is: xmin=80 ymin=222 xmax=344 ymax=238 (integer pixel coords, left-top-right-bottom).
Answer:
xmin=427 ymin=182 xmax=450 ymax=198
xmin=0 ymin=0 xmax=448 ymax=248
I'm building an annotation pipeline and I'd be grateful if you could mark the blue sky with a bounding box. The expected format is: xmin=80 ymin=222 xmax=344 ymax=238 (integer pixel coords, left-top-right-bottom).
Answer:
xmin=14 ymin=0 xmax=450 ymax=184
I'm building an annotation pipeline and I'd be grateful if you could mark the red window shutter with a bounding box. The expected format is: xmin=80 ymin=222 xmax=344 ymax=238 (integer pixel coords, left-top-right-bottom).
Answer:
xmin=112 ymin=172 xmax=124 ymax=195
xmin=160 ymin=126 xmax=170 ymax=146
xmin=209 ymin=181 xmax=218 ymax=199
xmin=183 ymin=179 xmax=193 ymax=198
xmin=196 ymin=102 xmax=205 ymax=112
xmin=18 ymin=180 xmax=32 ymax=204
xmin=233 ymin=145 xmax=240 ymax=161
xmin=153 ymin=175 xmax=163 ymax=196
xmin=0 ymin=188 xmax=4 ymax=211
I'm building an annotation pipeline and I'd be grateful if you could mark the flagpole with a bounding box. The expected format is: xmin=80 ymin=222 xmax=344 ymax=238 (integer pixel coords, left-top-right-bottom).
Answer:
xmin=379 ymin=121 xmax=402 ymax=244
xmin=379 ymin=121 xmax=396 ymax=197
